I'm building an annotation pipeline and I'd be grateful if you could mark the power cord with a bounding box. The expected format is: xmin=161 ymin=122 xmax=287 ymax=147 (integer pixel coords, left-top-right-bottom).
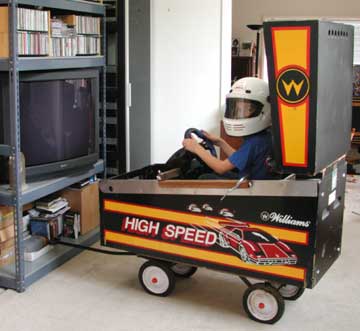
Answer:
xmin=50 ymin=239 xmax=136 ymax=256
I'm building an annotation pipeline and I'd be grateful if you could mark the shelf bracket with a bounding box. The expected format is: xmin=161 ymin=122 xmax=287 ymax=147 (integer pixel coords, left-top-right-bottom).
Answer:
xmin=0 ymin=144 xmax=11 ymax=157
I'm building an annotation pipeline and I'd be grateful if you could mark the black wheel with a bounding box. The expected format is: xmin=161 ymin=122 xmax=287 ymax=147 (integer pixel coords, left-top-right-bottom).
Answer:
xmin=243 ymin=283 xmax=285 ymax=324
xmin=278 ymin=284 xmax=305 ymax=301
xmin=238 ymin=245 xmax=249 ymax=262
xmin=171 ymin=264 xmax=198 ymax=278
xmin=138 ymin=261 xmax=176 ymax=297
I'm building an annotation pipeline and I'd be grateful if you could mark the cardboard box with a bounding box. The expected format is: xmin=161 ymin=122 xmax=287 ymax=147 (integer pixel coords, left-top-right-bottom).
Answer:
xmin=61 ymin=181 xmax=100 ymax=235
xmin=57 ymin=14 xmax=101 ymax=35
xmin=0 ymin=224 xmax=14 ymax=243
xmin=0 ymin=206 xmax=14 ymax=244
xmin=0 ymin=206 xmax=13 ymax=229
xmin=0 ymin=7 xmax=9 ymax=57
xmin=0 ymin=206 xmax=14 ymax=263
xmin=0 ymin=237 xmax=14 ymax=255
xmin=0 ymin=246 xmax=15 ymax=267
xmin=1 ymin=204 xmax=33 ymax=228
xmin=0 ymin=7 xmax=9 ymax=33
xmin=57 ymin=14 xmax=76 ymax=26
xmin=0 ymin=32 xmax=9 ymax=58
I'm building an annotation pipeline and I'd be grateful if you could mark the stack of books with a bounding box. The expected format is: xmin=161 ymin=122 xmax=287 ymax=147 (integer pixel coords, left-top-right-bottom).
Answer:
xmin=16 ymin=7 xmax=49 ymax=56
xmin=77 ymin=35 xmax=101 ymax=55
xmin=75 ymin=16 xmax=100 ymax=35
xmin=75 ymin=15 xmax=101 ymax=55
xmin=35 ymin=196 xmax=69 ymax=214
xmin=17 ymin=7 xmax=49 ymax=32
xmin=18 ymin=31 xmax=49 ymax=56
xmin=30 ymin=196 xmax=70 ymax=240
xmin=50 ymin=15 xmax=101 ymax=56
xmin=50 ymin=18 xmax=77 ymax=57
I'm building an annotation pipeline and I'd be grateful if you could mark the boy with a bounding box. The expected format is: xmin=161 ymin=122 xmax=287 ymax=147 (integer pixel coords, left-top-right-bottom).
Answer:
xmin=182 ymin=77 xmax=272 ymax=180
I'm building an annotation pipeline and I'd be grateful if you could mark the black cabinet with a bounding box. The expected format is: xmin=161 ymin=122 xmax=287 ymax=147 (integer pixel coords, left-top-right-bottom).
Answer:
xmin=352 ymin=102 xmax=360 ymax=131
xmin=231 ymin=56 xmax=255 ymax=83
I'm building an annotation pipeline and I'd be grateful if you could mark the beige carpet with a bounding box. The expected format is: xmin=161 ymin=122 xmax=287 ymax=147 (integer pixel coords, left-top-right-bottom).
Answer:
xmin=0 ymin=178 xmax=360 ymax=331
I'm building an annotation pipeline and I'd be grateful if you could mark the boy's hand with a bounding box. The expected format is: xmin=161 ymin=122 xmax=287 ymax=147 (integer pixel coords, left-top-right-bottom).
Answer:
xmin=182 ymin=138 xmax=203 ymax=154
xmin=201 ymin=130 xmax=222 ymax=146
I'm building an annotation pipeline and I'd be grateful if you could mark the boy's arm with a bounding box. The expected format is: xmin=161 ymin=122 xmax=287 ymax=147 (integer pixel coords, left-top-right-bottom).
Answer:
xmin=201 ymin=130 xmax=236 ymax=157
xmin=217 ymin=139 xmax=236 ymax=158
xmin=183 ymin=138 xmax=235 ymax=175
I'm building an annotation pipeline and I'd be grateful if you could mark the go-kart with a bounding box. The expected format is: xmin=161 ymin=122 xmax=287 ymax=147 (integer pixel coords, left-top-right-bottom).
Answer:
xmin=100 ymin=128 xmax=346 ymax=324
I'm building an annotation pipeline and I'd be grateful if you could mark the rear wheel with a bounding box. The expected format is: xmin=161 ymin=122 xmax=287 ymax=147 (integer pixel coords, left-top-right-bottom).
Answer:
xmin=139 ymin=261 xmax=175 ymax=297
xmin=243 ymin=283 xmax=285 ymax=324
xmin=279 ymin=284 xmax=305 ymax=301
xmin=171 ymin=264 xmax=198 ymax=278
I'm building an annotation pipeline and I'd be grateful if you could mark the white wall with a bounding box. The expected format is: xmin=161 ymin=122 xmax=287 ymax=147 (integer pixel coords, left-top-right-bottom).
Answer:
xmin=151 ymin=0 xmax=232 ymax=163
xmin=232 ymin=0 xmax=360 ymax=46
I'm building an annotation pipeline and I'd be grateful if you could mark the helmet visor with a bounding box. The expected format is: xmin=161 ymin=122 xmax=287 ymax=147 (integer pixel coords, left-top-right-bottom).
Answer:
xmin=225 ymin=98 xmax=264 ymax=120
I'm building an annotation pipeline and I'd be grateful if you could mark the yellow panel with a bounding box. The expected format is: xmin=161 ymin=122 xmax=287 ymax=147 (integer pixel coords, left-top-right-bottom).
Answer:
xmin=280 ymin=102 xmax=307 ymax=165
xmin=104 ymin=200 xmax=308 ymax=245
xmin=105 ymin=231 xmax=306 ymax=281
xmin=274 ymin=28 xmax=308 ymax=72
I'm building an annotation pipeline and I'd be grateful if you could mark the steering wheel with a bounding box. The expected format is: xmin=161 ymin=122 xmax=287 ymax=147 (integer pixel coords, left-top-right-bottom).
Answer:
xmin=165 ymin=128 xmax=217 ymax=179
xmin=184 ymin=128 xmax=217 ymax=158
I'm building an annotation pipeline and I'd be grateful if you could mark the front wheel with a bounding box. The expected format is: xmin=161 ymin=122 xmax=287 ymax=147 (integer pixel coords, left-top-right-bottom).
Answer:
xmin=243 ymin=283 xmax=285 ymax=324
xmin=171 ymin=264 xmax=198 ymax=278
xmin=138 ymin=261 xmax=175 ymax=297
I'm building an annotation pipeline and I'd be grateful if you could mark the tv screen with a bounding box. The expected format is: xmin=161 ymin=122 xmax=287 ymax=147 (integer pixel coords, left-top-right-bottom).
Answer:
xmin=20 ymin=78 xmax=96 ymax=167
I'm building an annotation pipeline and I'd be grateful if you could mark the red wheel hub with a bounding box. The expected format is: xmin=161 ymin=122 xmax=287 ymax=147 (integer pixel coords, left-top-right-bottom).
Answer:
xmin=151 ymin=277 xmax=158 ymax=284
xmin=258 ymin=302 xmax=265 ymax=309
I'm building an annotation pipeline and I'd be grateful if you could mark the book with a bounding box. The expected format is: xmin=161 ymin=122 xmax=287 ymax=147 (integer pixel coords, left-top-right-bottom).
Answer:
xmin=36 ymin=195 xmax=64 ymax=208
xmin=30 ymin=206 xmax=70 ymax=239
xmin=30 ymin=219 xmax=59 ymax=240
xmin=70 ymin=179 xmax=90 ymax=189
xmin=36 ymin=198 xmax=69 ymax=214
xmin=62 ymin=211 xmax=80 ymax=239
xmin=22 ymin=214 xmax=31 ymax=232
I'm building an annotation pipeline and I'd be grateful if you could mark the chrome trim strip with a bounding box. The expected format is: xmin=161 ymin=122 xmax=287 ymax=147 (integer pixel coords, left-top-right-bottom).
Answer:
xmin=100 ymin=179 xmax=319 ymax=197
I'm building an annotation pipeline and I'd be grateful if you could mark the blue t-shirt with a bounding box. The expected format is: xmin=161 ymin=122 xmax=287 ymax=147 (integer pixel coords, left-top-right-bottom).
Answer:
xmin=228 ymin=130 xmax=272 ymax=180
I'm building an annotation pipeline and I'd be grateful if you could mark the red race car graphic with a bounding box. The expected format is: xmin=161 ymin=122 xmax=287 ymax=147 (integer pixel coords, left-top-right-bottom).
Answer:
xmin=218 ymin=223 xmax=298 ymax=266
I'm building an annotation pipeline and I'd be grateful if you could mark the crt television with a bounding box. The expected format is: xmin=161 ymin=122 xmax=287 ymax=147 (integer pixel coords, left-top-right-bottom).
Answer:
xmin=0 ymin=69 xmax=100 ymax=179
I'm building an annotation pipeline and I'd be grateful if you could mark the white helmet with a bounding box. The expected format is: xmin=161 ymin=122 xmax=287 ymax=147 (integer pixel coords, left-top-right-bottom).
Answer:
xmin=223 ymin=77 xmax=271 ymax=136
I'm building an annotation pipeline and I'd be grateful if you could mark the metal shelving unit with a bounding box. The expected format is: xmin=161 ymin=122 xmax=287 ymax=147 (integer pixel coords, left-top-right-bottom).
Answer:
xmin=103 ymin=0 xmax=119 ymax=177
xmin=0 ymin=56 xmax=105 ymax=71
xmin=0 ymin=0 xmax=107 ymax=292
xmin=100 ymin=0 xmax=126 ymax=177
xmin=0 ymin=0 xmax=105 ymax=15
xmin=0 ymin=160 xmax=104 ymax=206
xmin=0 ymin=227 xmax=100 ymax=288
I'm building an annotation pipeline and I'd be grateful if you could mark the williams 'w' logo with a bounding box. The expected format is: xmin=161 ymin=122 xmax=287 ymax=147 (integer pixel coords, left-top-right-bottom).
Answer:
xmin=276 ymin=68 xmax=310 ymax=104
xmin=282 ymin=79 xmax=305 ymax=97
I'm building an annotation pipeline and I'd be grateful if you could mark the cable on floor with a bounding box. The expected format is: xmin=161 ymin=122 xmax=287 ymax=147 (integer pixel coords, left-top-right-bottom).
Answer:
xmin=50 ymin=239 xmax=136 ymax=256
